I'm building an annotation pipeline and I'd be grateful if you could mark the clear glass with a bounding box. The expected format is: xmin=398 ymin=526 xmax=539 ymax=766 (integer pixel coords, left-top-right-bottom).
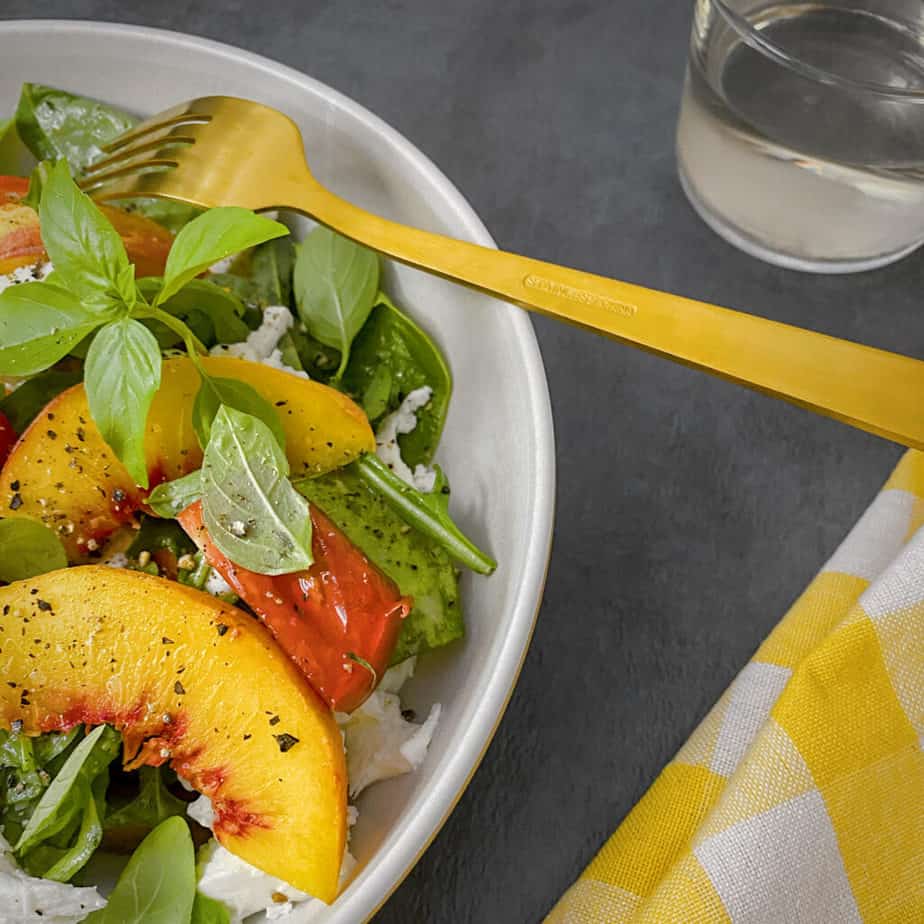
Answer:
xmin=676 ymin=0 xmax=924 ymax=272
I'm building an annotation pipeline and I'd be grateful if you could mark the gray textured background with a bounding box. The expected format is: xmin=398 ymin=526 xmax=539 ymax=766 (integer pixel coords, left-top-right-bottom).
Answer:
xmin=1 ymin=2 xmax=917 ymax=921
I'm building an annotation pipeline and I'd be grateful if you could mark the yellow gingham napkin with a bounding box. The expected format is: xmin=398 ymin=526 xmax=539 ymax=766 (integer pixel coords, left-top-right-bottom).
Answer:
xmin=548 ymin=451 xmax=924 ymax=923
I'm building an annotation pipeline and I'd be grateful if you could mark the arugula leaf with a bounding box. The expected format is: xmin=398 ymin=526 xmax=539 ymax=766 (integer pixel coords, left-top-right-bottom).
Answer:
xmin=0 ymin=282 xmax=105 ymax=376
xmin=0 ymin=518 xmax=67 ymax=582
xmin=147 ymin=470 xmax=202 ymax=518
xmin=16 ymin=83 xmax=136 ymax=171
xmin=192 ymin=892 xmax=232 ymax=924
xmin=38 ymin=161 xmax=134 ymax=311
xmin=298 ymin=466 xmax=462 ymax=663
xmin=85 ymin=816 xmax=197 ymax=924
xmin=343 ymin=292 xmax=452 ymax=466
xmin=193 ymin=373 xmax=285 ymax=451
xmin=157 ymin=208 xmax=288 ymax=305
xmin=15 ymin=725 xmax=115 ymax=854
xmin=201 ymin=406 xmax=313 ymax=575
xmin=356 ymin=455 xmax=495 ymax=575
xmin=0 ymin=369 xmax=82 ymax=432
xmin=104 ymin=766 xmax=187 ymax=834
xmin=84 ymin=319 xmax=162 ymax=488
xmin=293 ymin=227 xmax=379 ymax=379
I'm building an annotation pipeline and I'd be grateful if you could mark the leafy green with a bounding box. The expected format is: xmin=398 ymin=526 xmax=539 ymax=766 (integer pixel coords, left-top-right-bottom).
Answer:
xmin=356 ymin=455 xmax=495 ymax=574
xmin=84 ymin=318 xmax=162 ymax=487
xmin=21 ymin=160 xmax=53 ymax=211
xmin=147 ymin=470 xmax=202 ymax=518
xmin=0 ymin=369 xmax=82 ymax=432
xmin=38 ymin=160 xmax=135 ymax=312
xmin=293 ymin=227 xmax=379 ymax=379
xmin=15 ymin=724 xmax=119 ymax=860
xmin=193 ymin=373 xmax=285 ymax=451
xmin=192 ymin=892 xmax=232 ymax=924
xmin=0 ymin=282 xmax=105 ymax=376
xmin=41 ymin=793 xmax=102 ymax=882
xmin=343 ymin=293 xmax=451 ymax=466
xmin=126 ymin=515 xmax=196 ymax=561
xmin=201 ymin=406 xmax=313 ymax=575
xmin=85 ymin=816 xmax=197 ymax=924
xmin=0 ymin=518 xmax=67 ymax=582
xmin=298 ymin=466 xmax=463 ymax=662
xmin=251 ymin=236 xmax=295 ymax=305
xmin=0 ymin=116 xmax=31 ymax=175
xmin=104 ymin=766 xmax=187 ymax=834
xmin=137 ymin=277 xmax=249 ymax=349
xmin=157 ymin=208 xmax=288 ymax=305
xmin=15 ymin=83 xmax=136 ymax=172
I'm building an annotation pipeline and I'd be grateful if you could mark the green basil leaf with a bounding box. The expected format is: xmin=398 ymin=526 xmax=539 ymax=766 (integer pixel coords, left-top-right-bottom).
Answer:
xmin=342 ymin=292 xmax=452 ymax=465
xmin=0 ymin=281 xmax=104 ymax=376
xmin=40 ymin=790 xmax=102 ymax=882
xmin=38 ymin=161 xmax=132 ymax=310
xmin=84 ymin=318 xmax=162 ymax=488
xmin=298 ymin=467 xmax=462 ymax=662
xmin=16 ymin=83 xmax=135 ymax=171
xmin=355 ymin=455 xmax=495 ymax=575
xmin=21 ymin=160 xmax=52 ymax=211
xmin=0 ymin=116 xmax=32 ymax=175
xmin=85 ymin=816 xmax=196 ymax=924
xmin=201 ymin=406 xmax=313 ymax=575
xmin=0 ymin=518 xmax=67 ymax=582
xmin=293 ymin=227 xmax=379 ymax=379
xmin=0 ymin=369 xmax=82 ymax=433
xmin=157 ymin=208 xmax=288 ymax=305
xmin=251 ymin=236 xmax=295 ymax=306
xmin=147 ymin=470 xmax=202 ymax=518
xmin=15 ymin=725 xmax=111 ymax=854
xmin=191 ymin=892 xmax=232 ymax=924
xmin=193 ymin=373 xmax=285 ymax=451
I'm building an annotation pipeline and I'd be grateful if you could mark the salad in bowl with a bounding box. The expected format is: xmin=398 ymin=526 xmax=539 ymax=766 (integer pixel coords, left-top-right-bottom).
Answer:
xmin=0 ymin=84 xmax=494 ymax=923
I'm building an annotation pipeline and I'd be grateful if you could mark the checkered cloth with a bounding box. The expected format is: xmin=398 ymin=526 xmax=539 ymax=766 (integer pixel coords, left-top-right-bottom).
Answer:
xmin=548 ymin=451 xmax=924 ymax=923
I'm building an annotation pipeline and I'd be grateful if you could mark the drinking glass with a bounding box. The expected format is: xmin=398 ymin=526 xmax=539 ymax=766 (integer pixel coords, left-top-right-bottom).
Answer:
xmin=676 ymin=0 xmax=924 ymax=273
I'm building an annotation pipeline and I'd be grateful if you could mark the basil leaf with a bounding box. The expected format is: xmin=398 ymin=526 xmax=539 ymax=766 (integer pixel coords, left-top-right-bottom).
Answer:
xmin=15 ymin=725 xmax=110 ymax=854
xmin=192 ymin=892 xmax=232 ymax=924
xmin=84 ymin=319 xmax=162 ymax=488
xmin=40 ymin=792 xmax=102 ymax=882
xmin=193 ymin=373 xmax=285 ymax=451
xmin=21 ymin=160 xmax=52 ymax=211
xmin=299 ymin=467 xmax=462 ymax=663
xmin=0 ymin=281 xmax=104 ymax=376
xmin=85 ymin=816 xmax=196 ymax=924
xmin=0 ymin=369 xmax=82 ymax=432
xmin=342 ymin=292 xmax=452 ymax=466
xmin=16 ymin=83 xmax=135 ymax=171
xmin=356 ymin=455 xmax=495 ymax=574
xmin=201 ymin=406 xmax=313 ymax=575
xmin=147 ymin=470 xmax=202 ymax=518
xmin=157 ymin=208 xmax=288 ymax=305
xmin=293 ymin=227 xmax=379 ymax=379
xmin=0 ymin=116 xmax=31 ymax=175
xmin=39 ymin=161 xmax=133 ymax=310
xmin=138 ymin=277 xmax=249 ymax=348
xmin=251 ymin=236 xmax=295 ymax=306
xmin=0 ymin=518 xmax=67 ymax=582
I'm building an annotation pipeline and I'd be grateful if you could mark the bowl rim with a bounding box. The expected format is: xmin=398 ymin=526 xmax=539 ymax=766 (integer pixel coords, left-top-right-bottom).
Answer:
xmin=0 ymin=18 xmax=556 ymax=921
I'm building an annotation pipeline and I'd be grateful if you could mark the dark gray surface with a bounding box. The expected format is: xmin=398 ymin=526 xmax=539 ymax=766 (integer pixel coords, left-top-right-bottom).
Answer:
xmin=1 ymin=2 xmax=916 ymax=921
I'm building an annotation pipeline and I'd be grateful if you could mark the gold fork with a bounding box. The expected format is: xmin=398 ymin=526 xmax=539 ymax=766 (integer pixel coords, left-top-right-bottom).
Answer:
xmin=80 ymin=96 xmax=924 ymax=451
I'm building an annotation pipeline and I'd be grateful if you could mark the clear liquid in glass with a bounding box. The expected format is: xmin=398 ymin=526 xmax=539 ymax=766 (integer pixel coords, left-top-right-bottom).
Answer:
xmin=677 ymin=2 xmax=924 ymax=271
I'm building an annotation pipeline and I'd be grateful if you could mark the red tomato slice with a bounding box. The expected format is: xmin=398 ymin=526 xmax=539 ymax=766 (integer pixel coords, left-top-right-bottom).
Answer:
xmin=0 ymin=411 xmax=17 ymax=468
xmin=178 ymin=501 xmax=411 ymax=713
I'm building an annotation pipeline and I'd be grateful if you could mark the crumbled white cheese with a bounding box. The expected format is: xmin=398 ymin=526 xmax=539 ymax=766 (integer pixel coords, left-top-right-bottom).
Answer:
xmin=0 ymin=261 xmax=53 ymax=295
xmin=0 ymin=833 xmax=106 ymax=923
xmin=209 ymin=256 xmax=235 ymax=275
xmin=204 ymin=567 xmax=235 ymax=597
xmin=374 ymin=387 xmax=437 ymax=492
xmin=187 ymin=793 xmax=215 ymax=830
xmin=195 ymin=838 xmax=356 ymax=924
xmin=210 ymin=305 xmax=308 ymax=379
xmin=102 ymin=552 xmax=130 ymax=569
xmin=339 ymin=659 xmax=441 ymax=798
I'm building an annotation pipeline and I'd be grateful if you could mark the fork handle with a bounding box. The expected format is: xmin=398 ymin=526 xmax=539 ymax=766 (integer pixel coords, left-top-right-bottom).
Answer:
xmin=299 ymin=184 xmax=924 ymax=451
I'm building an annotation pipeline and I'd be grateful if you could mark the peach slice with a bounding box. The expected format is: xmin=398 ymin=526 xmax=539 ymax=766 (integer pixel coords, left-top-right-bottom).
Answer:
xmin=0 ymin=356 xmax=374 ymax=559
xmin=0 ymin=566 xmax=346 ymax=901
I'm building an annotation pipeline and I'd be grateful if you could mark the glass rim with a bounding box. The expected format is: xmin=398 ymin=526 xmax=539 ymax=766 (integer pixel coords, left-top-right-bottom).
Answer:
xmin=711 ymin=0 xmax=924 ymax=100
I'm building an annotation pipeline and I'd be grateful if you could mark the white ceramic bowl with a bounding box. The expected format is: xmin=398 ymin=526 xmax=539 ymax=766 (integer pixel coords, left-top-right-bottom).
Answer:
xmin=0 ymin=19 xmax=555 ymax=922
